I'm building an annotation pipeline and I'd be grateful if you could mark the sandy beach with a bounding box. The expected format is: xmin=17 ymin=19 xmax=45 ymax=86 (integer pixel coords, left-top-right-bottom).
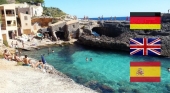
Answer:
xmin=0 ymin=59 xmax=97 ymax=93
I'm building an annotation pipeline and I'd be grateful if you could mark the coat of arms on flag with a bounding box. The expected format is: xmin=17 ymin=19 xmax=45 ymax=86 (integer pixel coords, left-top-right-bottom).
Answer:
xmin=130 ymin=38 xmax=161 ymax=56
xmin=130 ymin=62 xmax=161 ymax=82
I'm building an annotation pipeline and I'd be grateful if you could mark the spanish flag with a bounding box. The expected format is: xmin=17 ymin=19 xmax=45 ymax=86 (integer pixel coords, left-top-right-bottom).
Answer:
xmin=130 ymin=62 xmax=161 ymax=82
xmin=130 ymin=12 xmax=161 ymax=29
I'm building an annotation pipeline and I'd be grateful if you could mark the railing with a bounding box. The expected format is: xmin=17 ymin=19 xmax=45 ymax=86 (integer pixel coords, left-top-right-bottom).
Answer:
xmin=6 ymin=14 xmax=15 ymax=16
xmin=7 ymin=24 xmax=16 ymax=26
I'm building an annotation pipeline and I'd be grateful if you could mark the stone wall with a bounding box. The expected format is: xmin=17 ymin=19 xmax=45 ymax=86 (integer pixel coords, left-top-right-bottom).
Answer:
xmin=47 ymin=20 xmax=79 ymax=41
xmin=48 ymin=21 xmax=66 ymax=41
xmin=65 ymin=20 xmax=79 ymax=40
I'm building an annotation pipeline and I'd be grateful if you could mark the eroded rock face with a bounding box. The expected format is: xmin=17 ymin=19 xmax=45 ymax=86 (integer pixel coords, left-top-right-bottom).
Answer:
xmin=78 ymin=20 xmax=170 ymax=56
xmin=83 ymin=25 xmax=93 ymax=35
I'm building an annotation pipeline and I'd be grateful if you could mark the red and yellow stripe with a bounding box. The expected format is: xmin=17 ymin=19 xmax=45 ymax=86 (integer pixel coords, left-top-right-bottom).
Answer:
xmin=130 ymin=12 xmax=161 ymax=30
xmin=130 ymin=62 xmax=161 ymax=82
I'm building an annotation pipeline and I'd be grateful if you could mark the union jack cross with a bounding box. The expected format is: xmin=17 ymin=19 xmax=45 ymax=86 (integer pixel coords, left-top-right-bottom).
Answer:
xmin=130 ymin=38 xmax=161 ymax=55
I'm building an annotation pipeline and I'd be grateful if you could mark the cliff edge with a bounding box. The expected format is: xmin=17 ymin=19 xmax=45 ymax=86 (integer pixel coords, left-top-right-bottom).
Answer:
xmin=78 ymin=14 xmax=170 ymax=57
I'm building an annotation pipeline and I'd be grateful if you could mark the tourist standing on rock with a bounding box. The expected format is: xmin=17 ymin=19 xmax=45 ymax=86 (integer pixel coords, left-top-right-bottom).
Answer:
xmin=50 ymin=36 xmax=53 ymax=41
xmin=22 ymin=41 xmax=24 ymax=48
xmin=15 ymin=41 xmax=18 ymax=48
xmin=11 ymin=41 xmax=13 ymax=48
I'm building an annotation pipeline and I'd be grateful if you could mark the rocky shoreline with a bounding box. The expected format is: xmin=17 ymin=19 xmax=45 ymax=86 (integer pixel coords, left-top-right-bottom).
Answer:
xmin=79 ymin=21 xmax=170 ymax=57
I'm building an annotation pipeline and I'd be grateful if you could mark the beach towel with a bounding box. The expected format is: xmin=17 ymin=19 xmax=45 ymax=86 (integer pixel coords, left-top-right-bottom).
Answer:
xmin=22 ymin=64 xmax=31 ymax=66
xmin=17 ymin=62 xmax=24 ymax=66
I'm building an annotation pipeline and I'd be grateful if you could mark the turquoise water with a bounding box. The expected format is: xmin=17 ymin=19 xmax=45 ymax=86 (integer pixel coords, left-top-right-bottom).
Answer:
xmin=22 ymin=44 xmax=170 ymax=93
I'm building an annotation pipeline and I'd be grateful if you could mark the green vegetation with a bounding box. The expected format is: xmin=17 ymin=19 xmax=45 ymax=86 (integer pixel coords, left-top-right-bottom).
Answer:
xmin=15 ymin=0 xmax=44 ymax=4
xmin=3 ymin=40 xmax=8 ymax=47
xmin=0 ymin=0 xmax=7 ymax=5
xmin=1 ymin=0 xmax=67 ymax=17
xmin=43 ymin=7 xmax=66 ymax=17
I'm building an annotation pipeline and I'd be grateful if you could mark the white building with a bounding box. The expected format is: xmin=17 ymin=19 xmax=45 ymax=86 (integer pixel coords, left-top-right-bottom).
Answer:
xmin=15 ymin=2 xmax=43 ymax=17
xmin=30 ymin=3 xmax=43 ymax=17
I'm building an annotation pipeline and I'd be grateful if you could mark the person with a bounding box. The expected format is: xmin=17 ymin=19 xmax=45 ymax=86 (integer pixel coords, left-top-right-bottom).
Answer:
xmin=14 ymin=53 xmax=23 ymax=62
xmin=22 ymin=55 xmax=33 ymax=67
xmin=15 ymin=41 xmax=18 ymax=48
xmin=50 ymin=36 xmax=53 ymax=41
xmin=52 ymin=50 xmax=54 ymax=53
xmin=168 ymin=68 xmax=170 ymax=72
xmin=41 ymin=54 xmax=46 ymax=64
xmin=22 ymin=41 xmax=24 ymax=48
xmin=48 ymin=47 xmax=51 ymax=55
xmin=3 ymin=49 xmax=12 ymax=60
xmin=15 ymin=48 xmax=19 ymax=55
xmin=11 ymin=41 xmax=13 ymax=48
xmin=34 ymin=60 xmax=44 ymax=69
xmin=86 ymin=57 xmax=88 ymax=62
xmin=90 ymin=58 xmax=92 ymax=61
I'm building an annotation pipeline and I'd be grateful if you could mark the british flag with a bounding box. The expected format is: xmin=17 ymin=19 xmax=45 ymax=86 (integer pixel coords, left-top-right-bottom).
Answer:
xmin=130 ymin=38 xmax=161 ymax=55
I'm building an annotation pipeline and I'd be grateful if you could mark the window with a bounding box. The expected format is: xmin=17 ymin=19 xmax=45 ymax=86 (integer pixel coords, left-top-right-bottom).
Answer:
xmin=24 ymin=16 xmax=27 ymax=20
xmin=1 ymin=10 xmax=4 ymax=15
xmin=25 ymin=23 xmax=27 ymax=26
xmin=73 ymin=25 xmax=75 ymax=28
xmin=7 ymin=21 xmax=11 ymax=26
xmin=26 ymin=11 xmax=28 ymax=14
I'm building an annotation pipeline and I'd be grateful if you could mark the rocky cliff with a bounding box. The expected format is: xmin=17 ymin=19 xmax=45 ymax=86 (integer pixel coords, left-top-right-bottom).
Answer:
xmin=78 ymin=14 xmax=170 ymax=57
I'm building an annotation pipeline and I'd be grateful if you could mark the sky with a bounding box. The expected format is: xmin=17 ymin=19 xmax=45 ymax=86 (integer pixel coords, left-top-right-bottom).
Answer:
xmin=44 ymin=0 xmax=170 ymax=18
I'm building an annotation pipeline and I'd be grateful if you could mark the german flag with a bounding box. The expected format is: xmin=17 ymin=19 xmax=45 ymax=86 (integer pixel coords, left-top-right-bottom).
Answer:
xmin=130 ymin=62 xmax=161 ymax=82
xmin=130 ymin=12 xmax=161 ymax=29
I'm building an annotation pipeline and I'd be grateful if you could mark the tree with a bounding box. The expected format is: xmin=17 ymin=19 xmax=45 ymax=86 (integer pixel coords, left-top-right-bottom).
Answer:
xmin=34 ymin=0 xmax=44 ymax=3
xmin=15 ymin=0 xmax=44 ymax=4
xmin=0 ymin=0 xmax=7 ymax=5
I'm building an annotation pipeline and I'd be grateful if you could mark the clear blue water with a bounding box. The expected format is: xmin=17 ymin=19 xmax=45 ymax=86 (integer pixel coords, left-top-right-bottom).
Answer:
xmin=22 ymin=44 xmax=170 ymax=93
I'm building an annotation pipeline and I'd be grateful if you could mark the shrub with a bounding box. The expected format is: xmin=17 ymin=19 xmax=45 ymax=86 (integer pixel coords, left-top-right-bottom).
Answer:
xmin=3 ymin=40 xmax=8 ymax=47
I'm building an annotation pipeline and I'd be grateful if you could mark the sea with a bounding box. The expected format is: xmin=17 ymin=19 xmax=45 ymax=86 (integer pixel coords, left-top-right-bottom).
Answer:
xmin=80 ymin=17 xmax=128 ymax=21
xmin=22 ymin=44 xmax=170 ymax=93
xmin=21 ymin=17 xmax=169 ymax=93
xmin=90 ymin=17 xmax=128 ymax=21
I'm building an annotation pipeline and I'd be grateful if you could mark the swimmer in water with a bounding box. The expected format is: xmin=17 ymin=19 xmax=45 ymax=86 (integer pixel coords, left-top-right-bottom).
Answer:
xmin=86 ymin=57 xmax=88 ymax=62
xmin=168 ymin=68 xmax=170 ymax=72
xmin=52 ymin=50 xmax=54 ymax=53
xmin=90 ymin=58 xmax=92 ymax=61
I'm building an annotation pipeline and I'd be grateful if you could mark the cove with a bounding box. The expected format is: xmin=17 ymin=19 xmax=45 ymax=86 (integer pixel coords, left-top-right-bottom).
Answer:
xmin=22 ymin=44 xmax=170 ymax=93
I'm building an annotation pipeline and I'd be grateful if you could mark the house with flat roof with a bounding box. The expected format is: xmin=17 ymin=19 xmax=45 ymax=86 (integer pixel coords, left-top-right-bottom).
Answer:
xmin=0 ymin=2 xmax=44 ymax=43
xmin=0 ymin=4 xmax=18 ymax=42
xmin=31 ymin=3 xmax=43 ymax=17
xmin=15 ymin=2 xmax=43 ymax=17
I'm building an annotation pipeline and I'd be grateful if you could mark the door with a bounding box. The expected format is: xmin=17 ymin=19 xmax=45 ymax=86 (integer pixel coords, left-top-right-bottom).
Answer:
xmin=2 ymin=34 xmax=7 ymax=40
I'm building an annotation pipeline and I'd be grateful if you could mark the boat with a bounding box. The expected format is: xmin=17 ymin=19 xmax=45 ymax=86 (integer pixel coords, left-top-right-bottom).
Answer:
xmin=36 ymin=33 xmax=43 ymax=38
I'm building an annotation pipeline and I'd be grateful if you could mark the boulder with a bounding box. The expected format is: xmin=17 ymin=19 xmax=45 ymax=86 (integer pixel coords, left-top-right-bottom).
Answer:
xmin=99 ymin=85 xmax=115 ymax=93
